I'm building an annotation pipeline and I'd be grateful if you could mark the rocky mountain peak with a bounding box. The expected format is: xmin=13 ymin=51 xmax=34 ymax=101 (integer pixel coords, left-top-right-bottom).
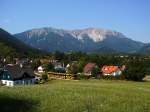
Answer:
xmin=14 ymin=27 xmax=144 ymax=53
xmin=23 ymin=27 xmax=125 ymax=42
xmin=70 ymin=28 xmax=125 ymax=42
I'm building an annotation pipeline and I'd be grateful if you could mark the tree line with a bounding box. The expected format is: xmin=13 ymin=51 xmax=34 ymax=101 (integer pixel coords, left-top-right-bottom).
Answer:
xmin=30 ymin=51 xmax=150 ymax=81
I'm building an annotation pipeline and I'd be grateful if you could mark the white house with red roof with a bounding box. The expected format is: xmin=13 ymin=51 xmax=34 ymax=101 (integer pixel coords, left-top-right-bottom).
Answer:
xmin=101 ymin=66 xmax=122 ymax=76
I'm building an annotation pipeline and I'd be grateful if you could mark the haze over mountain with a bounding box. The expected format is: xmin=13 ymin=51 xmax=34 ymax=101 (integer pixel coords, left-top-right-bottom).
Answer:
xmin=14 ymin=27 xmax=144 ymax=53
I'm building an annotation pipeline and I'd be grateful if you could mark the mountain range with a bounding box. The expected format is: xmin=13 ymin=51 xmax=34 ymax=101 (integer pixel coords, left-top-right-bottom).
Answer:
xmin=0 ymin=27 xmax=149 ymax=55
xmin=14 ymin=27 xmax=145 ymax=53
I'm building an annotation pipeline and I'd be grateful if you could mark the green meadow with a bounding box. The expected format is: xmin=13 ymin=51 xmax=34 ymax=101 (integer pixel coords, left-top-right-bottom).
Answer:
xmin=0 ymin=80 xmax=150 ymax=112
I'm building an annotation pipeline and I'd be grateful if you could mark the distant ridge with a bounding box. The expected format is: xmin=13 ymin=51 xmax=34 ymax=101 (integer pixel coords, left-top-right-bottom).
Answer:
xmin=14 ymin=27 xmax=144 ymax=53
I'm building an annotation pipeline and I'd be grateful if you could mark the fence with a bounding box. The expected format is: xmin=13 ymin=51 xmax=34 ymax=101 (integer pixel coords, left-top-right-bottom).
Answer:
xmin=47 ymin=72 xmax=74 ymax=80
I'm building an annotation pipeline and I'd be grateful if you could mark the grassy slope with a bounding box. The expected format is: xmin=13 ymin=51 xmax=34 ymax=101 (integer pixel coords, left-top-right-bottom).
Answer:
xmin=0 ymin=80 xmax=150 ymax=112
xmin=0 ymin=28 xmax=43 ymax=57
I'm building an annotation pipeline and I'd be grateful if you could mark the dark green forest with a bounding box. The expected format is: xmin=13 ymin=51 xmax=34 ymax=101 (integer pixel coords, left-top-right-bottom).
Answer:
xmin=30 ymin=51 xmax=150 ymax=81
xmin=0 ymin=28 xmax=45 ymax=58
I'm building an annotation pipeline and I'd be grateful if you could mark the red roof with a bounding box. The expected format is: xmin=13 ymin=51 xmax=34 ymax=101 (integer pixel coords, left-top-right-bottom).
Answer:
xmin=83 ymin=63 xmax=96 ymax=73
xmin=102 ymin=66 xmax=120 ymax=74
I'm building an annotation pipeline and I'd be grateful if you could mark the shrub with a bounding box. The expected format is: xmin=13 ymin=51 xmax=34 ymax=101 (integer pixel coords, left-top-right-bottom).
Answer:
xmin=91 ymin=67 xmax=100 ymax=77
xmin=123 ymin=60 xmax=146 ymax=81
xmin=101 ymin=75 xmax=125 ymax=80
xmin=43 ymin=63 xmax=54 ymax=72
xmin=54 ymin=69 xmax=66 ymax=73
xmin=123 ymin=67 xmax=145 ymax=81
xmin=74 ymin=74 xmax=91 ymax=80
xmin=42 ymin=73 xmax=48 ymax=81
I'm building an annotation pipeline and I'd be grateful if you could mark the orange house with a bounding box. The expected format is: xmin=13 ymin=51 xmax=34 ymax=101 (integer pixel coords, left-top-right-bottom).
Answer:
xmin=101 ymin=66 xmax=122 ymax=76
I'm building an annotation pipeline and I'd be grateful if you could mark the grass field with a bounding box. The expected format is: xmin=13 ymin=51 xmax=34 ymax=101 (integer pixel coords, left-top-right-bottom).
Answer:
xmin=0 ymin=80 xmax=150 ymax=112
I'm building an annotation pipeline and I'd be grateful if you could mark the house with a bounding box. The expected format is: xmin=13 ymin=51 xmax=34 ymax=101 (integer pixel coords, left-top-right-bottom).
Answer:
xmin=0 ymin=58 xmax=6 ymax=67
xmin=54 ymin=62 xmax=65 ymax=71
xmin=101 ymin=66 xmax=122 ymax=76
xmin=40 ymin=59 xmax=51 ymax=64
xmin=38 ymin=66 xmax=44 ymax=73
xmin=15 ymin=58 xmax=28 ymax=64
xmin=65 ymin=64 xmax=70 ymax=73
xmin=0 ymin=64 xmax=35 ymax=86
xmin=83 ymin=63 xmax=96 ymax=75
xmin=65 ymin=61 xmax=78 ymax=73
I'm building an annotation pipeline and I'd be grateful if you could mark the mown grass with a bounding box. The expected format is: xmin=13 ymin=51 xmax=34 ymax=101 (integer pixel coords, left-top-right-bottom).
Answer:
xmin=0 ymin=80 xmax=150 ymax=112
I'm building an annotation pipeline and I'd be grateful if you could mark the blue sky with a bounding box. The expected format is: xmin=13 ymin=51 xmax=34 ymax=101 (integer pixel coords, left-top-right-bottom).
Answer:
xmin=0 ymin=0 xmax=150 ymax=43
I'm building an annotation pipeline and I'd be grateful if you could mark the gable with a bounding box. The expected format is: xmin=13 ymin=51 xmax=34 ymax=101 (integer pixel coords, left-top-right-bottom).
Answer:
xmin=84 ymin=63 xmax=96 ymax=73
xmin=0 ymin=70 xmax=13 ymax=80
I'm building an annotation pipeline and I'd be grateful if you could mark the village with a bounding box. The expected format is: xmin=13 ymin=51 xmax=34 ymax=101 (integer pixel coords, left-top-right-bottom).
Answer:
xmin=0 ymin=56 xmax=128 ymax=86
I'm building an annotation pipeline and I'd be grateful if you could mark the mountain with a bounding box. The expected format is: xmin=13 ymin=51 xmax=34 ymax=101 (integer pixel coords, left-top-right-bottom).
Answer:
xmin=92 ymin=47 xmax=119 ymax=54
xmin=138 ymin=43 xmax=150 ymax=54
xmin=0 ymin=28 xmax=41 ymax=57
xmin=14 ymin=27 xmax=144 ymax=53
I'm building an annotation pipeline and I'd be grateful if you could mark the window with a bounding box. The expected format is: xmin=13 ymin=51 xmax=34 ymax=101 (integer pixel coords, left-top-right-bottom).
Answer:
xmin=8 ymin=75 xmax=10 ymax=79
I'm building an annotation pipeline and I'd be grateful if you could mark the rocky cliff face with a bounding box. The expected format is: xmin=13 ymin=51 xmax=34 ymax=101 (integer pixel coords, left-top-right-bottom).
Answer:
xmin=14 ymin=27 xmax=144 ymax=53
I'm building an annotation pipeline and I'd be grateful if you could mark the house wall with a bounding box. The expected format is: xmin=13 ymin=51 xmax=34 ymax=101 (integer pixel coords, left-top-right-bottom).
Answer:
xmin=38 ymin=66 xmax=44 ymax=73
xmin=38 ymin=70 xmax=44 ymax=73
xmin=1 ymin=78 xmax=35 ymax=86
xmin=114 ymin=70 xmax=122 ymax=76
xmin=14 ymin=79 xmax=35 ymax=85
xmin=84 ymin=72 xmax=92 ymax=76
xmin=103 ymin=73 xmax=110 ymax=76
xmin=1 ymin=80 xmax=14 ymax=86
xmin=103 ymin=70 xmax=122 ymax=76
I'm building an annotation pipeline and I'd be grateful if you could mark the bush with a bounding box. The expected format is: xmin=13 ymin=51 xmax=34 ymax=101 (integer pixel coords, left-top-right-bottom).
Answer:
xmin=123 ymin=67 xmax=145 ymax=81
xmin=74 ymin=74 xmax=91 ymax=80
xmin=101 ymin=75 xmax=124 ymax=80
xmin=42 ymin=73 xmax=48 ymax=81
xmin=123 ymin=60 xmax=146 ymax=81
xmin=43 ymin=63 xmax=54 ymax=72
xmin=91 ymin=67 xmax=100 ymax=77
xmin=54 ymin=69 xmax=66 ymax=73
